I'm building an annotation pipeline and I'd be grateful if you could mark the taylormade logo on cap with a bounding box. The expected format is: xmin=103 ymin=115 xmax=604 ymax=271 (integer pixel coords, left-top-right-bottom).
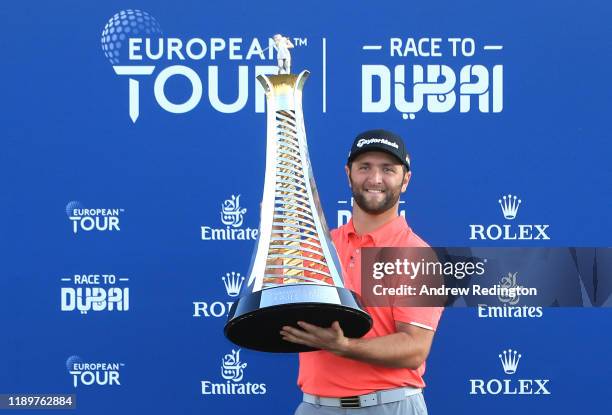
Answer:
xmin=356 ymin=138 xmax=399 ymax=149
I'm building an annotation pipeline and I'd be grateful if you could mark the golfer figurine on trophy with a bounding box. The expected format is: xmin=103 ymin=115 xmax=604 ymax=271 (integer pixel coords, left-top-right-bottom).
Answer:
xmin=273 ymin=34 xmax=294 ymax=74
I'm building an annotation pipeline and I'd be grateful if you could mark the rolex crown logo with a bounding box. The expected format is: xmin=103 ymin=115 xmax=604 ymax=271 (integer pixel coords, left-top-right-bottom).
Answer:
xmin=499 ymin=349 xmax=522 ymax=374
xmin=223 ymin=272 xmax=245 ymax=298
xmin=498 ymin=194 xmax=522 ymax=220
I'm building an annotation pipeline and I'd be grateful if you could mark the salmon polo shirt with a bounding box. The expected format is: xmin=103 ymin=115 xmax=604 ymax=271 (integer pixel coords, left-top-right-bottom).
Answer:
xmin=297 ymin=216 xmax=444 ymax=397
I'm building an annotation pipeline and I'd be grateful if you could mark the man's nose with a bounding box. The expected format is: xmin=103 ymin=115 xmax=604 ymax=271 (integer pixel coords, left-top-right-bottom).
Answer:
xmin=368 ymin=168 xmax=383 ymax=184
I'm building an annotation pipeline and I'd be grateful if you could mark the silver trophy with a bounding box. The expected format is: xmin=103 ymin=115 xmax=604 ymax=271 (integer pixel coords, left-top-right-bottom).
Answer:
xmin=224 ymin=54 xmax=371 ymax=353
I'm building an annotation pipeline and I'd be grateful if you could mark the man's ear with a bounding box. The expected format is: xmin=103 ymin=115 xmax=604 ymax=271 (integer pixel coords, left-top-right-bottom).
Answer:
xmin=401 ymin=171 xmax=411 ymax=193
xmin=345 ymin=165 xmax=352 ymax=188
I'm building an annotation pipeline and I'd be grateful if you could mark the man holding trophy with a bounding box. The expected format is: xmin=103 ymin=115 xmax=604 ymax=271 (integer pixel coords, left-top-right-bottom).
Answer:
xmin=281 ymin=130 xmax=443 ymax=414
xmin=223 ymin=36 xmax=442 ymax=415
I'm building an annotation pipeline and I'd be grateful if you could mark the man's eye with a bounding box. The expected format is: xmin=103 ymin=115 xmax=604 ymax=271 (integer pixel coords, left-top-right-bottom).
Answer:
xmin=384 ymin=167 xmax=395 ymax=173
xmin=359 ymin=166 xmax=369 ymax=170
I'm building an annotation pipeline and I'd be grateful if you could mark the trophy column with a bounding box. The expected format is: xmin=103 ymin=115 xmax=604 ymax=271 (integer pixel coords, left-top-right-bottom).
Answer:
xmin=224 ymin=71 xmax=372 ymax=353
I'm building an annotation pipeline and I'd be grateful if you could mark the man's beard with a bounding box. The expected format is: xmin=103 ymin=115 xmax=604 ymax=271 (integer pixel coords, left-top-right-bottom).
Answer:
xmin=350 ymin=176 xmax=403 ymax=215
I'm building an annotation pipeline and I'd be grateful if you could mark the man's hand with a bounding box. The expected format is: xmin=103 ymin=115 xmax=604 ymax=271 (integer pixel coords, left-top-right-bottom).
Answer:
xmin=280 ymin=321 xmax=349 ymax=356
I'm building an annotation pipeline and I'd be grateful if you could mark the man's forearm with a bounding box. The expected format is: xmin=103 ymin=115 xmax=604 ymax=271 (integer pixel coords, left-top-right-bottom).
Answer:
xmin=280 ymin=320 xmax=434 ymax=369
xmin=337 ymin=331 xmax=428 ymax=369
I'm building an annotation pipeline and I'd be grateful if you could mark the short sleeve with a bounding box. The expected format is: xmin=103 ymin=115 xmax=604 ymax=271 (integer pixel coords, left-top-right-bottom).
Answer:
xmin=392 ymin=306 xmax=443 ymax=331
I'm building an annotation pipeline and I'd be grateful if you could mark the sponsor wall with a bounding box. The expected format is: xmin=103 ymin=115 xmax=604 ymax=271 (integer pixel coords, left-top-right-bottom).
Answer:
xmin=2 ymin=1 xmax=611 ymax=414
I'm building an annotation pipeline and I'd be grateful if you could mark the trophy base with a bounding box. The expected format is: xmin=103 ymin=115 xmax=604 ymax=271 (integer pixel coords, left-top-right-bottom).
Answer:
xmin=224 ymin=284 xmax=372 ymax=353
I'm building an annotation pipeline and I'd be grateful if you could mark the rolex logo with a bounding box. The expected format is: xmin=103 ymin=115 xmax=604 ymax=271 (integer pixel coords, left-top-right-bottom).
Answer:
xmin=469 ymin=194 xmax=550 ymax=241
xmin=498 ymin=194 xmax=521 ymax=220
xmin=223 ymin=272 xmax=245 ymax=297
xmin=469 ymin=348 xmax=551 ymax=396
xmin=499 ymin=349 xmax=521 ymax=374
xmin=192 ymin=271 xmax=243 ymax=319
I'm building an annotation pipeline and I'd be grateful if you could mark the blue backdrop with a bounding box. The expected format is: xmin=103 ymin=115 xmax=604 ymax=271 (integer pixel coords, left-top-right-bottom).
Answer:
xmin=1 ymin=0 xmax=611 ymax=414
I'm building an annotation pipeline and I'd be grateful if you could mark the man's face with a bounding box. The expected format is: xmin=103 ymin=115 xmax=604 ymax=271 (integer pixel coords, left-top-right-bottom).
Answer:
xmin=346 ymin=151 xmax=410 ymax=215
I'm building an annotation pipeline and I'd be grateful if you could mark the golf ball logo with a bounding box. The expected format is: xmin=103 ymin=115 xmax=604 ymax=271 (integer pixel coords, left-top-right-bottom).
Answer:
xmin=101 ymin=9 xmax=162 ymax=65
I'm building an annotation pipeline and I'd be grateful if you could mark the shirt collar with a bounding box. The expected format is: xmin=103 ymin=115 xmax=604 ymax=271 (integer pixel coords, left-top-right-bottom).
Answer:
xmin=345 ymin=215 xmax=409 ymax=245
